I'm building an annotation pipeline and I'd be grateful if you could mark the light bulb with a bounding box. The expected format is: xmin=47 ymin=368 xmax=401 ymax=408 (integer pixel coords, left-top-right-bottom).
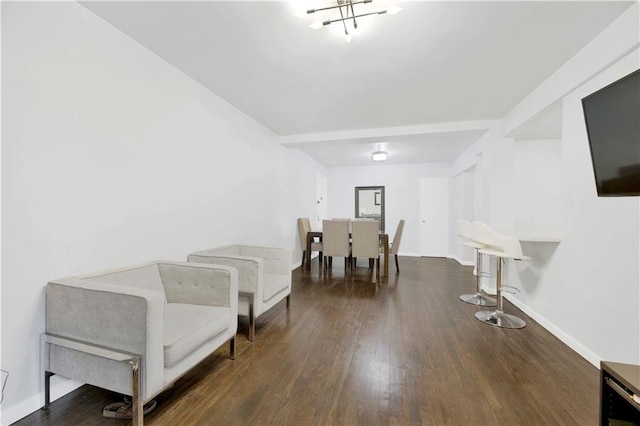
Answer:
xmin=309 ymin=21 xmax=323 ymax=30
xmin=345 ymin=33 xmax=352 ymax=43
xmin=293 ymin=10 xmax=307 ymax=18
xmin=372 ymin=151 xmax=388 ymax=162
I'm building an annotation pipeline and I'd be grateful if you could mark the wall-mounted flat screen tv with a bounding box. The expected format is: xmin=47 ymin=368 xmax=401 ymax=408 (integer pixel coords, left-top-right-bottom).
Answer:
xmin=582 ymin=68 xmax=640 ymax=197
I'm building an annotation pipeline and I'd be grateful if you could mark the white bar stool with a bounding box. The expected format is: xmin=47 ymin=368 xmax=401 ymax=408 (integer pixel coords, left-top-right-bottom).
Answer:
xmin=457 ymin=220 xmax=496 ymax=306
xmin=472 ymin=222 xmax=529 ymax=329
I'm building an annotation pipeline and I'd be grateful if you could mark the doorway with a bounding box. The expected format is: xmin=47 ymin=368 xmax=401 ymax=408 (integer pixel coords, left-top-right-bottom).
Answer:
xmin=316 ymin=173 xmax=328 ymax=229
xmin=419 ymin=177 xmax=450 ymax=257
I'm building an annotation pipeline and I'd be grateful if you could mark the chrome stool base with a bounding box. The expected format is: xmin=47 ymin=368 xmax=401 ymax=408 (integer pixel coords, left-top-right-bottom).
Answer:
xmin=475 ymin=310 xmax=526 ymax=329
xmin=459 ymin=293 xmax=496 ymax=306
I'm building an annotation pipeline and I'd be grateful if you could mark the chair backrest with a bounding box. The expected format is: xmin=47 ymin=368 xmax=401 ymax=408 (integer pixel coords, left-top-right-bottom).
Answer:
xmin=472 ymin=221 xmax=524 ymax=259
xmin=351 ymin=220 xmax=380 ymax=258
xmin=390 ymin=219 xmax=405 ymax=255
xmin=297 ymin=217 xmax=310 ymax=247
xmin=302 ymin=217 xmax=312 ymax=231
xmin=322 ymin=219 xmax=350 ymax=257
xmin=500 ymin=235 xmax=525 ymax=259
xmin=471 ymin=221 xmax=500 ymax=248
xmin=457 ymin=219 xmax=472 ymax=240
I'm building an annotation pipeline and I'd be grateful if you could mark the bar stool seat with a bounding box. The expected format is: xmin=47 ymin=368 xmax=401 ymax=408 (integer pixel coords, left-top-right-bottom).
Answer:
xmin=457 ymin=220 xmax=496 ymax=306
xmin=475 ymin=247 xmax=530 ymax=329
xmin=471 ymin=222 xmax=529 ymax=330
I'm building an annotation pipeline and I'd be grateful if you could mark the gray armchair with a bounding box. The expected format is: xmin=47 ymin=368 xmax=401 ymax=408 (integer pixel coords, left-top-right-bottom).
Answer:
xmin=42 ymin=260 xmax=239 ymax=425
xmin=188 ymin=245 xmax=292 ymax=341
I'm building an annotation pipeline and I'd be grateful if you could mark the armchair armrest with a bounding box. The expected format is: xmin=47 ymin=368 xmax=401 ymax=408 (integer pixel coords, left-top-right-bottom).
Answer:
xmin=41 ymin=334 xmax=143 ymax=422
xmin=46 ymin=277 xmax=163 ymax=357
xmin=45 ymin=277 xmax=164 ymax=399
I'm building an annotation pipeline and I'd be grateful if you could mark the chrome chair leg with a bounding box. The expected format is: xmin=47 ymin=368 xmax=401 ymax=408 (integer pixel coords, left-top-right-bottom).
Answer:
xmin=475 ymin=257 xmax=526 ymax=329
xmin=459 ymin=249 xmax=496 ymax=306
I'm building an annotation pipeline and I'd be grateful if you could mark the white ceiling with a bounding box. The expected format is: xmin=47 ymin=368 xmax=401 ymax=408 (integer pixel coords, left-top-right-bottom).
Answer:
xmin=81 ymin=0 xmax=635 ymax=167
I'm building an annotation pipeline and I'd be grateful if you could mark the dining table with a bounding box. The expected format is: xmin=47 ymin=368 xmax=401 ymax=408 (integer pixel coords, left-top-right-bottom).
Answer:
xmin=305 ymin=231 xmax=389 ymax=277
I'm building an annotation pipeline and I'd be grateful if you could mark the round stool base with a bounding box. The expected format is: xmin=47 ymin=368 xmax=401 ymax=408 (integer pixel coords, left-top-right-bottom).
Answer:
xmin=475 ymin=310 xmax=526 ymax=329
xmin=459 ymin=293 xmax=497 ymax=307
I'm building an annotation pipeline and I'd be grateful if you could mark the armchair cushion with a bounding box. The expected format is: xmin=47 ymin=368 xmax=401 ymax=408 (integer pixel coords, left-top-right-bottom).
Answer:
xmin=163 ymin=304 xmax=230 ymax=368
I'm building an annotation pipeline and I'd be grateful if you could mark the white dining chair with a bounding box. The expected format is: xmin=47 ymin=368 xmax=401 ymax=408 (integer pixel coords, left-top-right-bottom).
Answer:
xmin=458 ymin=219 xmax=496 ymax=306
xmin=351 ymin=220 xmax=381 ymax=282
xmin=298 ymin=217 xmax=322 ymax=267
xmin=388 ymin=219 xmax=405 ymax=273
xmin=472 ymin=221 xmax=529 ymax=329
xmin=322 ymin=219 xmax=351 ymax=273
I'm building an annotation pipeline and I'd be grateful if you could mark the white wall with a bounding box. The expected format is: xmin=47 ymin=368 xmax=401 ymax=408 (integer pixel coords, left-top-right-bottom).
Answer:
xmin=1 ymin=3 xmax=318 ymax=423
xmin=500 ymin=7 xmax=639 ymax=366
xmin=513 ymin=139 xmax=563 ymax=237
xmin=449 ymin=171 xmax=476 ymax=265
xmin=503 ymin=2 xmax=640 ymax=136
xmin=326 ymin=163 xmax=451 ymax=256
xmin=0 ymin=1 xmax=4 ymax=412
xmin=2 ymin=2 xmax=639 ymax=424
xmin=506 ymin=52 xmax=639 ymax=365
xmin=451 ymin=136 xmax=485 ymax=264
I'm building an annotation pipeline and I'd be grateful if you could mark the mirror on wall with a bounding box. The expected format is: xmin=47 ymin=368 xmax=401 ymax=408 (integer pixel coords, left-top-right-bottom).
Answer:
xmin=355 ymin=186 xmax=385 ymax=231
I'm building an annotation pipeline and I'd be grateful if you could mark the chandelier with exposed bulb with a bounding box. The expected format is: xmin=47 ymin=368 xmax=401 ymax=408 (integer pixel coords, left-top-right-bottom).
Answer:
xmin=296 ymin=0 xmax=402 ymax=43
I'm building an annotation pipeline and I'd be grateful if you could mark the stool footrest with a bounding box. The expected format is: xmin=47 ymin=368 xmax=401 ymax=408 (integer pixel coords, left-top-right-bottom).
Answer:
xmin=459 ymin=293 xmax=497 ymax=307
xmin=501 ymin=285 xmax=520 ymax=295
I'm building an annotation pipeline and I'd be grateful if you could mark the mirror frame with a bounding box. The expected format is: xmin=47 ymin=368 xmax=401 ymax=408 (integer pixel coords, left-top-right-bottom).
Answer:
xmin=355 ymin=186 xmax=385 ymax=232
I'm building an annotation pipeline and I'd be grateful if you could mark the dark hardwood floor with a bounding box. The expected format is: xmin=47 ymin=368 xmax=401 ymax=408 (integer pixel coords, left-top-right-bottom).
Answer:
xmin=15 ymin=257 xmax=599 ymax=425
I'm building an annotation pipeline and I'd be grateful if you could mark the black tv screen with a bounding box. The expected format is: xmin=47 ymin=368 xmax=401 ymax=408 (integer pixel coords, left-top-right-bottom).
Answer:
xmin=582 ymin=68 xmax=640 ymax=197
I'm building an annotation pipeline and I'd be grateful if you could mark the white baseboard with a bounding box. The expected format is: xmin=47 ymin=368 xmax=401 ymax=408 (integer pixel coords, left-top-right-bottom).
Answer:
xmin=292 ymin=253 xmax=321 ymax=270
xmin=396 ymin=251 xmax=420 ymax=257
xmin=1 ymin=377 xmax=82 ymax=426
xmin=504 ymin=294 xmax=601 ymax=368
xmin=448 ymin=255 xmax=474 ymax=267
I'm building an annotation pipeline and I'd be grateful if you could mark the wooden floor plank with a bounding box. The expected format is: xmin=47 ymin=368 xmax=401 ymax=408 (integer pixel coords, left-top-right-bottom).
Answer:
xmin=16 ymin=257 xmax=599 ymax=425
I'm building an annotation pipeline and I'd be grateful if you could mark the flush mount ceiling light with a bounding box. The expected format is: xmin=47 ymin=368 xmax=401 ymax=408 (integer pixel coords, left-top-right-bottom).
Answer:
xmin=296 ymin=0 xmax=402 ymax=43
xmin=372 ymin=151 xmax=388 ymax=162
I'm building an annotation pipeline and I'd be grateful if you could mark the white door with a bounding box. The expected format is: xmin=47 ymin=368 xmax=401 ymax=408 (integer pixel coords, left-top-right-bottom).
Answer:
xmin=316 ymin=173 xmax=328 ymax=229
xmin=419 ymin=177 xmax=450 ymax=257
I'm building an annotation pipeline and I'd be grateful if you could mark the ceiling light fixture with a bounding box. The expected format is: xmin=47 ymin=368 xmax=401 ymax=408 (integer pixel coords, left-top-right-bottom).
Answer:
xmin=299 ymin=0 xmax=402 ymax=43
xmin=372 ymin=151 xmax=388 ymax=162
